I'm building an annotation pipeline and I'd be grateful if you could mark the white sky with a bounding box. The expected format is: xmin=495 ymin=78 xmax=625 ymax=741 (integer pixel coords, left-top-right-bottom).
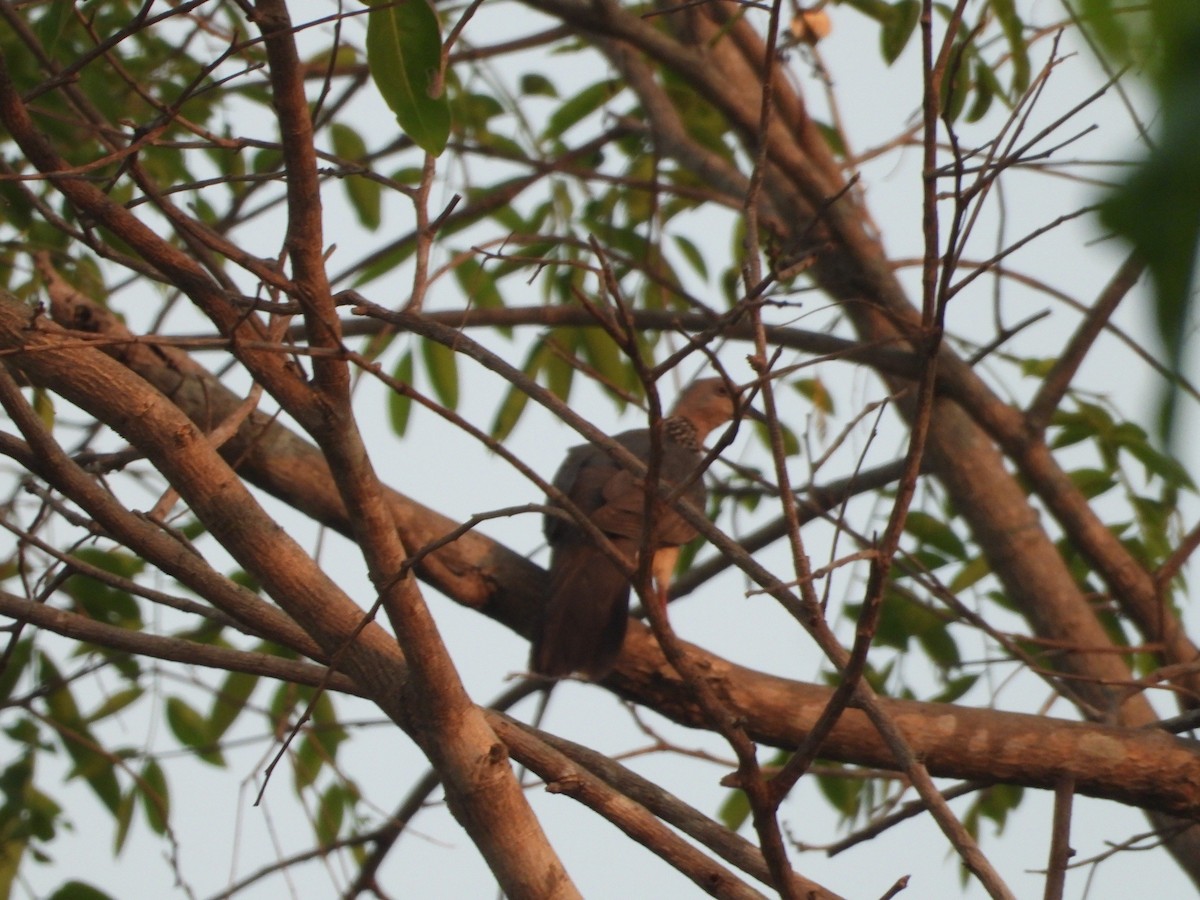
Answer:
xmin=7 ymin=2 xmax=1198 ymax=899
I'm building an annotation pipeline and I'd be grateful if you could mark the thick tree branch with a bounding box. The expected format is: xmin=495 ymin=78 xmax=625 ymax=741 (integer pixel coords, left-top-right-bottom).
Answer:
xmin=0 ymin=589 xmax=361 ymax=696
xmin=0 ymin=292 xmax=577 ymax=899
xmin=20 ymin=291 xmax=1200 ymax=821
xmin=493 ymin=715 xmax=777 ymax=900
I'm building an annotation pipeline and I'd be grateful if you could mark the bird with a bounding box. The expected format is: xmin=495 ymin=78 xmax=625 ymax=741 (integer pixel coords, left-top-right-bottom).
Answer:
xmin=530 ymin=378 xmax=743 ymax=679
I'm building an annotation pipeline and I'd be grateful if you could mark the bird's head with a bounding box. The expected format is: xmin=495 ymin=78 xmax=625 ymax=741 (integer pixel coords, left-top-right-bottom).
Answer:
xmin=670 ymin=376 xmax=763 ymax=442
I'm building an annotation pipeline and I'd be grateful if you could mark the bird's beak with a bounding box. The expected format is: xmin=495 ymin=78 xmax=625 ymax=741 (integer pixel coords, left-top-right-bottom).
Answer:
xmin=732 ymin=381 xmax=769 ymax=424
xmin=741 ymin=403 xmax=769 ymax=424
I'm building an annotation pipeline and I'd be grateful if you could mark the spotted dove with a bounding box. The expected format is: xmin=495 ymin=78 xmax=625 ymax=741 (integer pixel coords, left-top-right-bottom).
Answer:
xmin=531 ymin=378 xmax=739 ymax=678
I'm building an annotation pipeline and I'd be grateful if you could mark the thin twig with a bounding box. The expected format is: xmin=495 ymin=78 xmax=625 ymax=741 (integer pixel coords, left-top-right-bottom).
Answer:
xmin=1044 ymin=775 xmax=1075 ymax=900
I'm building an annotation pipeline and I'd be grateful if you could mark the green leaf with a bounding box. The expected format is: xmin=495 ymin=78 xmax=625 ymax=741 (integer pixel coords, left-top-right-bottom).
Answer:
xmin=0 ymin=179 xmax=33 ymax=232
xmin=308 ymin=693 xmax=348 ymax=760
xmin=0 ymin=836 xmax=22 ymax=898
xmin=490 ymin=383 xmax=529 ymax=442
xmin=753 ymin=420 xmax=801 ymax=456
xmin=964 ymin=59 xmax=995 ymax=123
xmin=661 ymin=71 xmax=734 ymax=158
xmin=672 ymin=235 xmax=708 ymax=280
xmin=388 ymin=350 xmax=415 ymax=437
xmin=364 ymin=0 xmax=451 ymax=156
xmin=456 ymin=91 xmax=504 ymax=132
xmin=1019 ymin=357 xmax=1057 ymax=378
xmin=1067 ymin=467 xmax=1117 ymax=499
xmin=390 ymin=166 xmax=425 ymax=185
xmin=542 ymin=80 xmax=618 ymax=141
xmin=716 ymin=788 xmax=751 ymax=832
xmin=86 ymin=687 xmax=143 ymax=724
xmin=33 ymin=387 xmax=55 ymax=429
xmin=165 ymin=696 xmax=206 ymax=747
xmin=454 ymin=257 xmax=504 ymax=310
xmin=948 ymin=554 xmax=990 ymax=593
xmin=304 ymin=44 xmax=361 ymax=72
xmin=491 ymin=240 xmax=555 ymax=279
xmin=330 ymin=123 xmax=382 ymax=230
xmin=166 ymin=696 xmax=224 ymax=767
xmin=792 ymin=377 xmax=834 ymax=415
xmin=940 ymin=42 xmax=970 ymax=122
xmin=989 ymin=0 xmax=1029 ymax=95
xmin=348 ymin=176 xmax=383 ymax=229
xmin=25 ymin=786 xmax=62 ymax=844
xmin=520 ymin=73 xmax=557 ymax=97
xmin=578 ymin=326 xmax=625 ymax=389
xmin=209 ymin=670 xmax=259 ymax=740
xmin=839 ymin=0 xmax=898 ymax=23
xmin=230 ymin=569 xmax=262 ymax=593
xmin=67 ymin=548 xmax=146 ymax=630
xmin=544 ymin=340 xmax=575 ymax=400
xmin=907 ymin=548 xmax=950 ymax=573
xmin=0 ymin=637 xmax=31 ymax=702
xmin=779 ymin=422 xmax=801 ymax=456
xmin=869 ymin=589 xmax=960 ymax=667
xmin=904 ymin=510 xmax=967 ymax=559
xmin=33 ymin=0 xmax=75 ymax=56
xmin=0 ymin=760 xmax=33 ymax=896
xmin=139 ymin=759 xmax=169 ymax=835
xmin=41 ymin=654 xmax=81 ymax=721
xmin=1096 ymin=2 xmax=1200 ymax=444
xmin=491 ymin=341 xmax=550 ymax=440
xmin=932 ymin=672 xmax=979 ymax=703
xmin=619 ymin=155 xmax=659 ymax=226
xmin=74 ymin=748 xmax=122 ymax=813
xmin=815 ymin=763 xmax=864 ymax=818
xmin=114 ymin=789 xmax=135 ymax=855
xmin=1120 ymin=419 xmax=1196 ymax=489
xmin=47 ymin=882 xmax=117 ymax=900
xmin=294 ymin=735 xmax=323 ymax=790
xmin=917 ymin=619 xmax=961 ymax=667
xmin=41 ymin=655 xmax=123 ymax=812
xmin=1079 ymin=0 xmax=1153 ymax=61
xmin=813 ymin=120 xmax=847 ymax=157
xmin=292 ymin=694 xmax=347 ymax=791
xmin=880 ymin=0 xmax=920 ymax=64
xmin=252 ymin=147 xmax=283 ymax=174
xmin=268 ymin=682 xmax=306 ymax=726
xmin=65 ymin=573 xmax=141 ymax=629
xmin=421 ymin=338 xmax=459 ymax=409
xmin=316 ymin=784 xmax=346 ymax=848
xmin=971 ymin=783 xmax=1024 ymax=833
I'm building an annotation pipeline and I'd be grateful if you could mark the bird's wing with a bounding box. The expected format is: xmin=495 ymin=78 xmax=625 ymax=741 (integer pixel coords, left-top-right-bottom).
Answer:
xmin=591 ymin=442 xmax=703 ymax=548
xmin=545 ymin=430 xmax=706 ymax=549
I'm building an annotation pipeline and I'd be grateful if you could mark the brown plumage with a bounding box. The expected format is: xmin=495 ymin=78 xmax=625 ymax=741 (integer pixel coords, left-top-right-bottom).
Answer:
xmin=531 ymin=379 xmax=738 ymax=678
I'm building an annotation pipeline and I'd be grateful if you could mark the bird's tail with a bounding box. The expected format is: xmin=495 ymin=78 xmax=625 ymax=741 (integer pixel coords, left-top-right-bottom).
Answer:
xmin=531 ymin=542 xmax=632 ymax=679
